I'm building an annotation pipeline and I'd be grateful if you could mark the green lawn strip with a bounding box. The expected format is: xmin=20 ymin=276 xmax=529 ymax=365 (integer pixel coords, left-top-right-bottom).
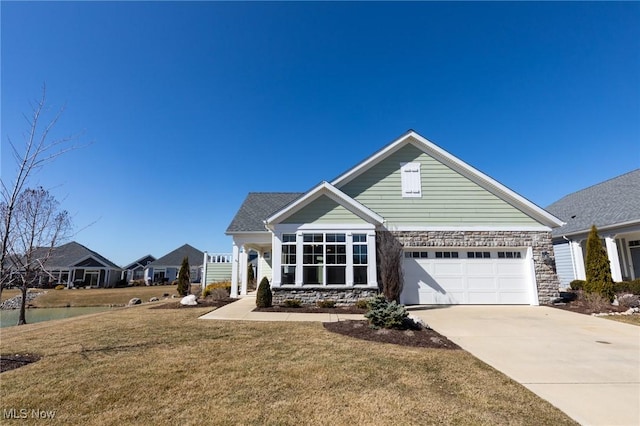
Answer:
xmin=603 ymin=314 xmax=640 ymax=326
xmin=0 ymin=307 xmax=576 ymax=425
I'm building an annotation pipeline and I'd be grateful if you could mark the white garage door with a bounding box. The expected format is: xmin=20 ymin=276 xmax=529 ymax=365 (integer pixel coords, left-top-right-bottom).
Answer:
xmin=400 ymin=249 xmax=532 ymax=305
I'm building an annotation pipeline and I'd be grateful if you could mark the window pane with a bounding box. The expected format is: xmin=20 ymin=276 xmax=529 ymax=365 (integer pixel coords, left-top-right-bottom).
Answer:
xmin=353 ymin=266 xmax=367 ymax=284
xmin=281 ymin=266 xmax=295 ymax=284
xmin=353 ymin=234 xmax=366 ymax=243
xmin=282 ymin=234 xmax=296 ymax=243
xmin=303 ymin=266 xmax=323 ymax=284
xmin=327 ymin=266 xmax=345 ymax=284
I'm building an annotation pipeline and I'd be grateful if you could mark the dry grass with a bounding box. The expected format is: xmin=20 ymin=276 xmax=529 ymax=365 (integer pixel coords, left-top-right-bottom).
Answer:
xmin=20 ymin=285 xmax=188 ymax=308
xmin=0 ymin=306 xmax=576 ymax=425
xmin=604 ymin=315 xmax=640 ymax=326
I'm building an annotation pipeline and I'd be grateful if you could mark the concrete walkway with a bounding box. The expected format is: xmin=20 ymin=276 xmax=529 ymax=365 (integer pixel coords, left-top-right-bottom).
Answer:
xmin=198 ymin=294 xmax=365 ymax=322
xmin=408 ymin=305 xmax=640 ymax=426
xmin=199 ymin=298 xmax=639 ymax=426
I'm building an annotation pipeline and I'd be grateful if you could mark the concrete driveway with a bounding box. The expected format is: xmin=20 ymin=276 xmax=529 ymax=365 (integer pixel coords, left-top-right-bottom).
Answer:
xmin=409 ymin=305 xmax=640 ymax=426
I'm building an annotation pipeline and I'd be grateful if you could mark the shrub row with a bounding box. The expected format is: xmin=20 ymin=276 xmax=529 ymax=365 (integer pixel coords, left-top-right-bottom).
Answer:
xmin=570 ymin=279 xmax=640 ymax=295
xmin=202 ymin=281 xmax=232 ymax=298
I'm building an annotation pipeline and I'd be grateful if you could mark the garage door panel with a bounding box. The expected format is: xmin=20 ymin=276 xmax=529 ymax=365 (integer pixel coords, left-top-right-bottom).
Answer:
xmin=467 ymin=292 xmax=499 ymax=304
xmin=466 ymin=262 xmax=495 ymax=275
xmin=498 ymin=291 xmax=530 ymax=304
xmin=496 ymin=263 xmax=525 ymax=275
xmin=432 ymin=262 xmax=464 ymax=275
xmin=467 ymin=277 xmax=497 ymax=290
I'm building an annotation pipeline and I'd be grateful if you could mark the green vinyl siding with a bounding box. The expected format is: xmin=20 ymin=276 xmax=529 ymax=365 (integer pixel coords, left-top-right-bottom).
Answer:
xmin=205 ymin=263 xmax=232 ymax=284
xmin=339 ymin=143 xmax=541 ymax=226
xmin=282 ymin=195 xmax=367 ymax=225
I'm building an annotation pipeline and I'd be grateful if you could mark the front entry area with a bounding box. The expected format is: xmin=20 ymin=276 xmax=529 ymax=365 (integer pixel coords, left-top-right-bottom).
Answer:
xmin=400 ymin=248 xmax=533 ymax=305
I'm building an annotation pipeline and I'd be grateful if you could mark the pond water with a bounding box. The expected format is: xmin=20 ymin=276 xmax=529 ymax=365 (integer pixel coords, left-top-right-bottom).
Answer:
xmin=0 ymin=306 xmax=112 ymax=328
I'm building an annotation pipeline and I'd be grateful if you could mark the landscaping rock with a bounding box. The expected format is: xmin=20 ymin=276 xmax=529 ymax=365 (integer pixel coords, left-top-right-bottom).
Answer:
xmin=128 ymin=298 xmax=142 ymax=306
xmin=149 ymin=297 xmax=159 ymax=302
xmin=618 ymin=294 xmax=640 ymax=308
xmin=180 ymin=295 xmax=198 ymax=306
xmin=0 ymin=291 xmax=46 ymax=310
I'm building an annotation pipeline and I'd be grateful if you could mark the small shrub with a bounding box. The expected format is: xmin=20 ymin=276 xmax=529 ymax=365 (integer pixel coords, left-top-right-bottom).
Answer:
xmin=256 ymin=277 xmax=272 ymax=308
xmin=54 ymin=284 xmax=65 ymax=290
xmin=581 ymin=292 xmax=612 ymax=312
xmin=131 ymin=279 xmax=146 ymax=287
xmin=615 ymin=279 xmax=640 ymax=295
xmin=203 ymin=281 xmax=231 ymax=298
xmin=570 ymin=280 xmax=586 ymax=291
xmin=316 ymin=299 xmax=336 ymax=309
xmin=355 ymin=299 xmax=370 ymax=310
xmin=282 ymin=299 xmax=302 ymax=308
xmin=364 ymin=295 xmax=409 ymax=329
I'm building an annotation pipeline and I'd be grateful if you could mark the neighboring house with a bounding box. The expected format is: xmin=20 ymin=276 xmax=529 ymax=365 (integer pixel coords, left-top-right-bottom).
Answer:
xmin=122 ymin=255 xmax=156 ymax=283
xmin=14 ymin=241 xmax=122 ymax=288
xmin=226 ymin=130 xmax=563 ymax=305
xmin=546 ymin=169 xmax=640 ymax=288
xmin=144 ymin=244 xmax=204 ymax=284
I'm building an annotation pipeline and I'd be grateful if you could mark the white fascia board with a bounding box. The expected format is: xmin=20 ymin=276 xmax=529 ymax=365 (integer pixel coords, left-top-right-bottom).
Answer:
xmin=71 ymin=255 xmax=107 ymax=268
xmin=331 ymin=130 xmax=564 ymax=229
xmin=265 ymin=181 xmax=384 ymax=228
xmin=391 ymin=225 xmax=553 ymax=232
xmin=560 ymin=220 xmax=640 ymax=239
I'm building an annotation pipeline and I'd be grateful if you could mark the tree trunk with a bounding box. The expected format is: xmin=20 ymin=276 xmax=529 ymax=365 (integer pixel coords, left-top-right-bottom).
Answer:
xmin=18 ymin=283 xmax=27 ymax=325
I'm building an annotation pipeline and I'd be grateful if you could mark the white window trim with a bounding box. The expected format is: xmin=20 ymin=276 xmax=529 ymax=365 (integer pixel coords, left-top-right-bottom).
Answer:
xmin=271 ymin=225 xmax=377 ymax=288
xmin=400 ymin=162 xmax=422 ymax=198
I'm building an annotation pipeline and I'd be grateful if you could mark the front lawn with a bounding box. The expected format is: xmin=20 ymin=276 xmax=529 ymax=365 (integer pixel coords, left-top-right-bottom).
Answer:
xmin=604 ymin=315 xmax=640 ymax=326
xmin=0 ymin=306 xmax=576 ymax=425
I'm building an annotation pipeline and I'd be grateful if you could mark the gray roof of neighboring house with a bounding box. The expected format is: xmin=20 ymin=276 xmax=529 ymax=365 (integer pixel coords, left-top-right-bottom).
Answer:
xmin=226 ymin=192 xmax=303 ymax=233
xmin=123 ymin=255 xmax=156 ymax=271
xmin=34 ymin=241 xmax=121 ymax=269
xmin=546 ymin=169 xmax=640 ymax=237
xmin=147 ymin=244 xmax=204 ymax=268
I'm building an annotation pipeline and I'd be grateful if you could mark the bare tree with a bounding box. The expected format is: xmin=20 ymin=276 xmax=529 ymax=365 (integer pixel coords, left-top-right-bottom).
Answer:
xmin=376 ymin=229 xmax=404 ymax=303
xmin=0 ymin=85 xmax=81 ymax=299
xmin=9 ymin=187 xmax=71 ymax=325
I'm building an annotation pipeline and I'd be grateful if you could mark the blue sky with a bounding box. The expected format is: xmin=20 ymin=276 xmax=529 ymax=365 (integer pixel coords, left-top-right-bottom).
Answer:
xmin=2 ymin=1 xmax=639 ymax=267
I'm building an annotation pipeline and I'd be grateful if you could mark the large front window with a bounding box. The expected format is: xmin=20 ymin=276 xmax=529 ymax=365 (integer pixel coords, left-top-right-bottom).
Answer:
xmin=279 ymin=231 xmax=371 ymax=286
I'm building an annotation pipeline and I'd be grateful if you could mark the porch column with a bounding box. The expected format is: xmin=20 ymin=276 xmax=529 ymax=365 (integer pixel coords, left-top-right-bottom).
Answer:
xmin=202 ymin=251 xmax=209 ymax=297
xmin=571 ymin=241 xmax=586 ymax=280
xmin=230 ymin=243 xmax=240 ymax=298
xmin=605 ymin=237 xmax=623 ymax=282
xmin=240 ymin=247 xmax=248 ymax=296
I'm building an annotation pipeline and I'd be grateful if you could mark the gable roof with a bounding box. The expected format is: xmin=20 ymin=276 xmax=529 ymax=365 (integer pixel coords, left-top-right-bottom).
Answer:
xmin=331 ymin=130 xmax=563 ymax=228
xmin=226 ymin=192 xmax=303 ymax=233
xmin=38 ymin=241 xmax=120 ymax=269
xmin=546 ymin=169 xmax=640 ymax=237
xmin=123 ymin=255 xmax=156 ymax=271
xmin=147 ymin=244 xmax=204 ymax=268
xmin=265 ymin=181 xmax=384 ymax=228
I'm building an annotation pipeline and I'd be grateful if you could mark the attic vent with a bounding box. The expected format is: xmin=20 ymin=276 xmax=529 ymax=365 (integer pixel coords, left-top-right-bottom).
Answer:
xmin=400 ymin=162 xmax=422 ymax=198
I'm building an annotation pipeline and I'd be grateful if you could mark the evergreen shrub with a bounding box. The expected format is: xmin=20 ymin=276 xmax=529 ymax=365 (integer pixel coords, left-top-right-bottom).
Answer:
xmin=256 ymin=277 xmax=272 ymax=308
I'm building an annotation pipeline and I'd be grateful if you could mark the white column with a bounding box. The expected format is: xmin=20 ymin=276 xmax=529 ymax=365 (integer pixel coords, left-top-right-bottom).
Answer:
xmin=571 ymin=241 xmax=586 ymax=280
xmin=605 ymin=237 xmax=623 ymax=282
xmin=202 ymin=251 xmax=209 ymax=296
xmin=240 ymin=247 xmax=248 ymax=296
xmin=527 ymin=247 xmax=539 ymax=306
xmin=367 ymin=230 xmax=377 ymax=287
xmin=230 ymin=243 xmax=240 ymax=298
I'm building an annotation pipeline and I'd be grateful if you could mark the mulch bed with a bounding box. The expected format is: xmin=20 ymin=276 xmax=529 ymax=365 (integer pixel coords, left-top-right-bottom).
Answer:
xmin=550 ymin=291 xmax=635 ymax=315
xmin=254 ymin=306 xmax=366 ymax=314
xmin=149 ymin=298 xmax=237 ymax=309
xmin=324 ymin=320 xmax=460 ymax=349
xmin=1 ymin=353 xmax=41 ymax=373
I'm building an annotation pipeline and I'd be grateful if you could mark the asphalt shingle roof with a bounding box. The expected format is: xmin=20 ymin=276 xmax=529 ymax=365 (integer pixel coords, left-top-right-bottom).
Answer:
xmin=546 ymin=169 xmax=640 ymax=237
xmin=225 ymin=192 xmax=303 ymax=233
xmin=38 ymin=241 xmax=120 ymax=269
xmin=147 ymin=244 xmax=204 ymax=268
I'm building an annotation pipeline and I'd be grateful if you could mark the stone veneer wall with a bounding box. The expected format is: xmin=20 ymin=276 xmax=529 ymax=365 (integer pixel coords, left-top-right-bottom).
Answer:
xmin=272 ymin=288 xmax=378 ymax=306
xmin=393 ymin=230 xmax=560 ymax=304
